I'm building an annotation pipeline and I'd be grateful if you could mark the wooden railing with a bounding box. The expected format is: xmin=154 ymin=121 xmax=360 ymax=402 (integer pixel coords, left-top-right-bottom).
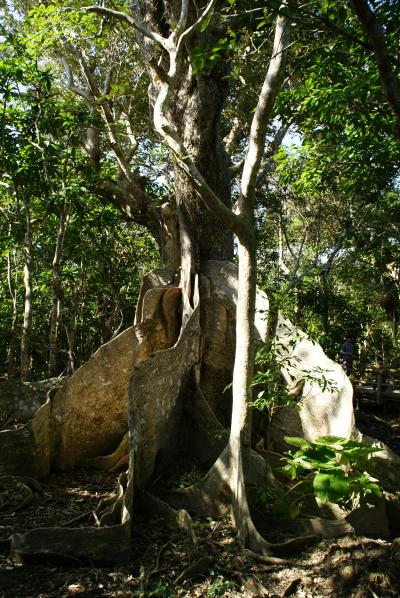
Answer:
xmin=353 ymin=369 xmax=400 ymax=413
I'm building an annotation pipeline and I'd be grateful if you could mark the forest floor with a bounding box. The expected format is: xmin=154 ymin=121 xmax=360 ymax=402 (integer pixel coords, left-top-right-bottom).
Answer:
xmin=1 ymin=405 xmax=400 ymax=598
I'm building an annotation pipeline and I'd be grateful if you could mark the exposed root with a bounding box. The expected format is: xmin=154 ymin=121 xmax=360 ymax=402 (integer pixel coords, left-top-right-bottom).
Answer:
xmin=175 ymin=555 xmax=213 ymax=583
xmin=86 ymin=432 xmax=129 ymax=473
xmin=138 ymin=491 xmax=196 ymax=543
xmin=242 ymin=548 xmax=289 ymax=566
xmin=255 ymin=514 xmax=353 ymax=538
xmin=9 ymin=471 xmax=132 ymax=565
xmin=269 ymin=534 xmax=318 ymax=556
xmin=163 ymin=443 xmax=318 ymax=560
xmin=95 ymin=471 xmax=127 ymax=526
xmin=59 ymin=511 xmax=92 ymax=528
xmin=141 ymin=541 xmax=172 ymax=592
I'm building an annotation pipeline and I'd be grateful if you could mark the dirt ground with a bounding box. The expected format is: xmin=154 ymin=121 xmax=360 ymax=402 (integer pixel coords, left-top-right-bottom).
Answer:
xmin=1 ymin=406 xmax=400 ymax=598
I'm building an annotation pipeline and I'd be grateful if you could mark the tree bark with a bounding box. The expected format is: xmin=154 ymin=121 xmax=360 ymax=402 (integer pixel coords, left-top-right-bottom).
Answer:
xmin=321 ymin=270 xmax=329 ymax=335
xmin=20 ymin=197 xmax=33 ymax=381
xmin=350 ymin=0 xmax=400 ymax=135
xmin=137 ymin=0 xmax=234 ymax=272
xmin=48 ymin=204 xmax=69 ymax=377
xmin=6 ymin=248 xmax=19 ymax=379
xmin=229 ymin=236 xmax=263 ymax=548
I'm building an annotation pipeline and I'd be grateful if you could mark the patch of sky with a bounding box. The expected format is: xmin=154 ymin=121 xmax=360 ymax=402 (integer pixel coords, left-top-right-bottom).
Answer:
xmin=282 ymin=128 xmax=302 ymax=149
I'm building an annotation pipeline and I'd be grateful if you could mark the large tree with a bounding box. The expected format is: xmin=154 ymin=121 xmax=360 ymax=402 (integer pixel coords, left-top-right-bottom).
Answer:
xmin=4 ymin=0 xmax=400 ymax=565
xmin=77 ymin=0 xmax=294 ymax=555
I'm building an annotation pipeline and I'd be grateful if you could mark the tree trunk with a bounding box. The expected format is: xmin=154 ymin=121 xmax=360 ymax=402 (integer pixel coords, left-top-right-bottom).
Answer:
xmin=381 ymin=273 xmax=399 ymax=348
xmin=64 ymin=287 xmax=80 ymax=376
xmin=133 ymin=2 xmax=292 ymax=553
xmin=171 ymin=62 xmax=233 ymax=267
xmin=140 ymin=0 xmax=234 ymax=275
xmin=48 ymin=204 xmax=69 ymax=377
xmin=350 ymin=0 xmax=400 ymax=136
xmin=20 ymin=197 xmax=33 ymax=381
xmin=321 ymin=270 xmax=329 ymax=335
xmin=229 ymin=236 xmax=268 ymax=550
xmin=6 ymin=248 xmax=19 ymax=379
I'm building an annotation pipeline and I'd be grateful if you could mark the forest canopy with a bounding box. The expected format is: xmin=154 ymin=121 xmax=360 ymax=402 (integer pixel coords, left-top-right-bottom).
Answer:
xmin=1 ymin=0 xmax=399 ymax=381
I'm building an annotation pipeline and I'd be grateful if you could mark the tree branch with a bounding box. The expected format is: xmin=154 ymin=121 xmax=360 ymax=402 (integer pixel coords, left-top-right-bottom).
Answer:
xmin=264 ymin=0 xmax=372 ymax=50
xmin=80 ymin=5 xmax=171 ymax=51
xmin=72 ymin=47 xmax=142 ymax=192
xmin=176 ymin=0 xmax=217 ymax=52
xmin=239 ymin=13 xmax=290 ymax=217
xmin=350 ymin=0 xmax=400 ymax=135
xmin=102 ymin=67 xmax=113 ymax=97
xmin=95 ymin=179 xmax=160 ymax=232
xmin=224 ymin=117 xmax=242 ymax=156
xmin=120 ymin=112 xmax=138 ymax=162
xmin=257 ymin=122 xmax=290 ymax=182
xmin=59 ymin=55 xmax=94 ymax=103
xmin=173 ymin=0 xmax=190 ymax=44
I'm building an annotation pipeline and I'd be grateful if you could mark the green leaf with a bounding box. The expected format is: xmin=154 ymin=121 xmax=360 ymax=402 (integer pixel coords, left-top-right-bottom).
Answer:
xmin=364 ymin=482 xmax=382 ymax=498
xmin=300 ymin=445 xmax=338 ymax=470
xmin=200 ymin=9 xmax=213 ymax=32
xmin=313 ymin=472 xmax=350 ymax=503
xmin=315 ymin=436 xmax=348 ymax=446
xmin=271 ymin=494 xmax=299 ymax=519
xmin=284 ymin=436 xmax=311 ymax=449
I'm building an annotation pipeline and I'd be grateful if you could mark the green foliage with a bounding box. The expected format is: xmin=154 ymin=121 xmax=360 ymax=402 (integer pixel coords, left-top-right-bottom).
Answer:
xmin=257 ymin=436 xmax=382 ymax=520
xmin=173 ymin=466 xmax=204 ymax=489
xmin=0 ymin=27 xmax=158 ymax=378
xmin=258 ymin=483 xmax=302 ymax=519
xmin=313 ymin=471 xmax=350 ymax=504
xmin=213 ymin=427 xmax=230 ymax=441
xmin=281 ymin=435 xmax=382 ymax=506
xmin=249 ymin=337 xmax=299 ymax=415
xmin=2 ymin=0 xmax=400 ymax=383
xmin=270 ymin=492 xmax=302 ymax=520
xmin=208 ymin=575 xmax=236 ymax=597
xmin=250 ymin=334 xmax=338 ymax=417
xmin=191 ymin=517 xmax=215 ymax=534
xmin=190 ymin=37 xmax=232 ymax=74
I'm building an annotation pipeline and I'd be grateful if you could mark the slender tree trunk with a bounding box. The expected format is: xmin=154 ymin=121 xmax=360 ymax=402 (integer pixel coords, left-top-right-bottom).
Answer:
xmin=229 ymin=235 xmax=258 ymax=543
xmin=321 ymin=270 xmax=329 ymax=335
xmin=6 ymin=248 xmax=19 ymax=378
xmin=277 ymin=217 xmax=286 ymax=277
xmin=64 ymin=283 xmax=81 ymax=375
xmin=65 ymin=311 xmax=77 ymax=375
xmin=350 ymin=0 xmax=400 ymax=135
xmin=20 ymin=197 xmax=33 ymax=381
xmin=220 ymin=10 xmax=290 ymax=551
xmin=48 ymin=204 xmax=69 ymax=377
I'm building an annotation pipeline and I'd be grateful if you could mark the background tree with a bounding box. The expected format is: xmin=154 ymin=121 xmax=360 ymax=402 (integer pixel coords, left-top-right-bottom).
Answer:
xmin=0 ymin=26 xmax=158 ymax=378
